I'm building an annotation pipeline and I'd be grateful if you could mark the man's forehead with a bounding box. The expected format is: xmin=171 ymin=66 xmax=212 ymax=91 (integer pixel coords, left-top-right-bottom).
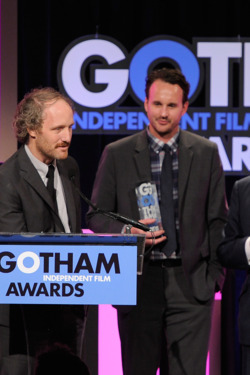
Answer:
xmin=148 ymin=81 xmax=183 ymax=100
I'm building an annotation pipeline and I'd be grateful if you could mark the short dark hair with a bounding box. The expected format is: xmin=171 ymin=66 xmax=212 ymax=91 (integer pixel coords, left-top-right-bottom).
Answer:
xmin=145 ymin=68 xmax=190 ymax=104
xmin=13 ymin=87 xmax=74 ymax=144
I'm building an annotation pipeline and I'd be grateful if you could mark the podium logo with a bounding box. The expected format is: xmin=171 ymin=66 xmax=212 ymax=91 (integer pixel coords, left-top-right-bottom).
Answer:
xmin=0 ymin=251 xmax=121 ymax=274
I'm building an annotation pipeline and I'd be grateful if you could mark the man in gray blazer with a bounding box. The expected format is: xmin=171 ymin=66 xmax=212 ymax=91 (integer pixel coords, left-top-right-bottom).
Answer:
xmin=87 ymin=68 xmax=228 ymax=375
xmin=218 ymin=177 xmax=250 ymax=375
xmin=0 ymin=88 xmax=85 ymax=375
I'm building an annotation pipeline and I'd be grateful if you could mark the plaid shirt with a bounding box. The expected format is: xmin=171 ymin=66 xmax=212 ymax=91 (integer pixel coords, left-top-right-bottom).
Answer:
xmin=147 ymin=128 xmax=180 ymax=259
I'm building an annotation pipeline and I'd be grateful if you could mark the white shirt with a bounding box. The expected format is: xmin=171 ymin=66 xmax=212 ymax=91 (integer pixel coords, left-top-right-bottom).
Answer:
xmin=245 ymin=237 xmax=250 ymax=264
xmin=24 ymin=145 xmax=71 ymax=233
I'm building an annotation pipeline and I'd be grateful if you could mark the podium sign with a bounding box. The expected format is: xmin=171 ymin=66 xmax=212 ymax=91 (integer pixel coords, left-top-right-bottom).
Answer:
xmin=0 ymin=233 xmax=145 ymax=305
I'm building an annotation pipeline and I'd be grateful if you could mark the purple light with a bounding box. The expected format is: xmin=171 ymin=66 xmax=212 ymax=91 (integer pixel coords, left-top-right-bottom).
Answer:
xmin=98 ymin=305 xmax=122 ymax=375
xmin=98 ymin=304 xmax=217 ymax=375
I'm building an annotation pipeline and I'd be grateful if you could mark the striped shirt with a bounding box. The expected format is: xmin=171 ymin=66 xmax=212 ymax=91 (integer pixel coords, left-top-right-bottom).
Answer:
xmin=146 ymin=128 xmax=180 ymax=259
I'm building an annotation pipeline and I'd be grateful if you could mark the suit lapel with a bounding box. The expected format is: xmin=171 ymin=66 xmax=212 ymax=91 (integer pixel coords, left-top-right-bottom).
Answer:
xmin=125 ymin=130 xmax=152 ymax=219
xmin=178 ymin=130 xmax=194 ymax=210
xmin=18 ymin=147 xmax=55 ymax=209
xmin=134 ymin=130 xmax=151 ymax=182
xmin=58 ymin=162 xmax=76 ymax=232
xmin=18 ymin=147 xmax=65 ymax=231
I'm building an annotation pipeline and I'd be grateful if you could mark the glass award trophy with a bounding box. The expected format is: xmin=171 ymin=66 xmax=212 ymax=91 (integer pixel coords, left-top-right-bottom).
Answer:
xmin=135 ymin=182 xmax=162 ymax=231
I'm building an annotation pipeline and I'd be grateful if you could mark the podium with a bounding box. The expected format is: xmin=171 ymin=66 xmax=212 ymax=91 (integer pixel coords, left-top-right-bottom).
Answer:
xmin=0 ymin=234 xmax=221 ymax=375
xmin=0 ymin=233 xmax=145 ymax=375
xmin=0 ymin=232 xmax=145 ymax=305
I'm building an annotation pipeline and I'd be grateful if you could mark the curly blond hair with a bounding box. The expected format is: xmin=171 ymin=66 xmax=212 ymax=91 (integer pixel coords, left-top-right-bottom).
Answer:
xmin=13 ymin=87 xmax=74 ymax=144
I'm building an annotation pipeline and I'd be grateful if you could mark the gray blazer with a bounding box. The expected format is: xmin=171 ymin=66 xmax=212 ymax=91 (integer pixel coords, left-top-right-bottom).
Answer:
xmin=0 ymin=146 xmax=82 ymax=233
xmin=218 ymin=176 xmax=250 ymax=345
xmin=87 ymin=129 xmax=228 ymax=302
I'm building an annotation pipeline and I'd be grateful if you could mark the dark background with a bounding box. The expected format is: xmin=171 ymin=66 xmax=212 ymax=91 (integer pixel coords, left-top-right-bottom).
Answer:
xmin=17 ymin=1 xmax=250 ymax=373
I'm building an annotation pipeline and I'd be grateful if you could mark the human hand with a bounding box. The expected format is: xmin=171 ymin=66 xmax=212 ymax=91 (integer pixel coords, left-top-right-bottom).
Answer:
xmin=130 ymin=218 xmax=167 ymax=247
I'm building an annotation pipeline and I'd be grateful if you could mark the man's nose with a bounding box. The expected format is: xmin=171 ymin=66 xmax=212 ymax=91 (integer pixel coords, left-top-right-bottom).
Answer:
xmin=61 ymin=127 xmax=72 ymax=142
xmin=160 ymin=106 xmax=169 ymax=117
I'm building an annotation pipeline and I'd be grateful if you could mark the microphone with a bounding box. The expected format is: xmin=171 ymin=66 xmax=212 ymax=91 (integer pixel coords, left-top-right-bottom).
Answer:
xmin=69 ymin=172 xmax=150 ymax=232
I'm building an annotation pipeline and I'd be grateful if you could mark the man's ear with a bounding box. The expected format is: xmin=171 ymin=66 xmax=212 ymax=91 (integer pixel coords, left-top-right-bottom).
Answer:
xmin=144 ymin=98 xmax=148 ymax=112
xmin=182 ymin=101 xmax=189 ymax=116
xmin=27 ymin=128 xmax=36 ymax=139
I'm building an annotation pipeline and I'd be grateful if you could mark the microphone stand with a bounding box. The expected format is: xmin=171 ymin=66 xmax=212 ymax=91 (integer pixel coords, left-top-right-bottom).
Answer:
xmin=71 ymin=180 xmax=150 ymax=232
xmin=70 ymin=176 xmax=152 ymax=273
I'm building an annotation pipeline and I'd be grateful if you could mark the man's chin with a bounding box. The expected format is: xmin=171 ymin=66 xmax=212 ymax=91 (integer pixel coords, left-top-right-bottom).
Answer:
xmin=55 ymin=150 xmax=69 ymax=160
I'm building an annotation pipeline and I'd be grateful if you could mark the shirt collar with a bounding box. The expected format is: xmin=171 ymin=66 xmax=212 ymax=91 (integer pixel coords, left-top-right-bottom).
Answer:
xmin=24 ymin=144 xmax=56 ymax=179
xmin=146 ymin=127 xmax=179 ymax=153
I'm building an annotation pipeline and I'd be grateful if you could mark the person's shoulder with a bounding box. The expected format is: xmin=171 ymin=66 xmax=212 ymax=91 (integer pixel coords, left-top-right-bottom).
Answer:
xmin=0 ymin=149 xmax=20 ymax=173
xmin=234 ymin=175 xmax=250 ymax=189
xmin=180 ymin=129 xmax=217 ymax=150
xmin=106 ymin=130 xmax=146 ymax=151
xmin=230 ymin=176 xmax=250 ymax=202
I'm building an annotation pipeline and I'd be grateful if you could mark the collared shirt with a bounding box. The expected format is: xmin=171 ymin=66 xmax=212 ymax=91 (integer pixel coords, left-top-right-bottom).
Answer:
xmin=146 ymin=128 xmax=180 ymax=259
xmin=24 ymin=145 xmax=71 ymax=233
xmin=245 ymin=237 xmax=250 ymax=264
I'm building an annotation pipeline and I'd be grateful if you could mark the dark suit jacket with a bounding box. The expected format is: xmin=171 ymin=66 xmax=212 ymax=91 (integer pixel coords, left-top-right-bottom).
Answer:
xmin=0 ymin=146 xmax=82 ymax=233
xmin=87 ymin=129 xmax=228 ymax=302
xmin=0 ymin=147 xmax=84 ymax=368
xmin=218 ymin=176 xmax=250 ymax=345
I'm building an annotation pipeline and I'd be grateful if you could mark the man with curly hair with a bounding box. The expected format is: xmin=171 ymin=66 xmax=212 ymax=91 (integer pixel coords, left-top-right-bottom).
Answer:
xmin=0 ymin=87 xmax=85 ymax=375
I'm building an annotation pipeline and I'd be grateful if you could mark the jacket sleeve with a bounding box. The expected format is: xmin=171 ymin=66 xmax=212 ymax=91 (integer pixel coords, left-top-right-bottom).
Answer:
xmin=0 ymin=171 xmax=28 ymax=232
xmin=86 ymin=144 xmax=125 ymax=234
xmin=217 ymin=180 xmax=250 ymax=270
xmin=206 ymin=144 xmax=228 ymax=288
